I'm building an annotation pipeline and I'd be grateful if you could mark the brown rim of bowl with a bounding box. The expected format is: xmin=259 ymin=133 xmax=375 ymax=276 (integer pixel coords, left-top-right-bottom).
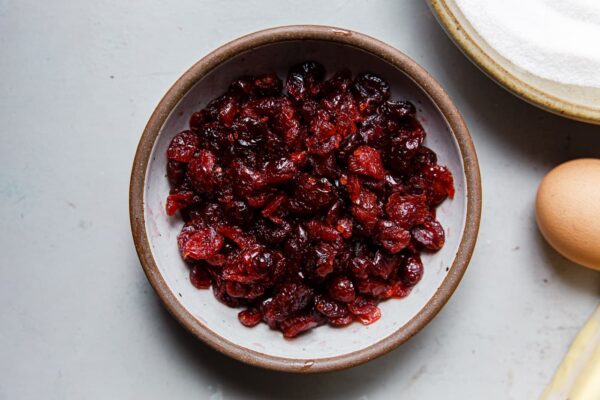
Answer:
xmin=129 ymin=25 xmax=482 ymax=373
xmin=429 ymin=0 xmax=600 ymax=125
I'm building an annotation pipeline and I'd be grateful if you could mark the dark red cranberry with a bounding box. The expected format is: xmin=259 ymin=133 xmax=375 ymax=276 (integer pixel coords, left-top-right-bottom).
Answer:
xmin=377 ymin=220 xmax=411 ymax=254
xmin=167 ymin=130 xmax=199 ymax=163
xmin=179 ymin=227 xmax=224 ymax=261
xmin=412 ymin=220 xmax=445 ymax=250
xmin=402 ymin=254 xmax=424 ymax=286
xmin=348 ymin=296 xmax=381 ymax=325
xmin=385 ymin=193 xmax=429 ymax=228
xmin=352 ymin=73 xmax=390 ymax=114
xmin=190 ymin=265 xmax=211 ymax=289
xmin=165 ymin=191 xmax=195 ymax=216
xmin=187 ymin=150 xmax=220 ymax=193
xmin=286 ymin=61 xmax=325 ymax=103
xmin=347 ymin=145 xmax=385 ymax=180
xmin=165 ymin=65 xmax=453 ymax=337
xmin=328 ymin=276 xmax=356 ymax=303
xmin=238 ymin=307 xmax=262 ymax=327
xmin=280 ymin=314 xmax=320 ymax=338
xmin=382 ymin=100 xmax=416 ymax=119
xmin=262 ymin=283 xmax=314 ymax=324
xmin=167 ymin=160 xmax=186 ymax=186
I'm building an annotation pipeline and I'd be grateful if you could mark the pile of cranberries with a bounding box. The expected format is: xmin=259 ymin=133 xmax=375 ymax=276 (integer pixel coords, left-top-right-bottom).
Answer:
xmin=165 ymin=61 xmax=454 ymax=338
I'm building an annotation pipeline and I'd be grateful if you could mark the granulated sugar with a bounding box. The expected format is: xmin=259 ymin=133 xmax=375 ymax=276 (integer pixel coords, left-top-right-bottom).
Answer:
xmin=455 ymin=0 xmax=600 ymax=88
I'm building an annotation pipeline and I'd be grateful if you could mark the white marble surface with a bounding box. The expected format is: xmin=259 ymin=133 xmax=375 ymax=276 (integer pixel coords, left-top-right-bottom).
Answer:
xmin=1 ymin=1 xmax=599 ymax=399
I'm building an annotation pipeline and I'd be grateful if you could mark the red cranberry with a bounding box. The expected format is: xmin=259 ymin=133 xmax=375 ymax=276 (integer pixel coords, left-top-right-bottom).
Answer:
xmin=347 ymin=146 xmax=386 ymax=180
xmin=165 ymin=65 xmax=453 ymax=337
xmin=167 ymin=130 xmax=199 ymax=163
xmin=328 ymin=276 xmax=356 ymax=303
xmin=402 ymin=255 xmax=424 ymax=286
xmin=179 ymin=227 xmax=224 ymax=261
xmin=348 ymin=297 xmax=381 ymax=325
xmin=412 ymin=219 xmax=445 ymax=251
xmin=190 ymin=265 xmax=211 ymax=289
xmin=238 ymin=308 xmax=262 ymax=327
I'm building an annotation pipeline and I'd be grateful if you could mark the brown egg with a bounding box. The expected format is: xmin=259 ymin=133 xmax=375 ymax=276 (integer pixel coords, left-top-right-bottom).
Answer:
xmin=536 ymin=159 xmax=600 ymax=270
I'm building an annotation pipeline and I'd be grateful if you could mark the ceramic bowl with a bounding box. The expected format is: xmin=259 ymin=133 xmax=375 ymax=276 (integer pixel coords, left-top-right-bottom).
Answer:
xmin=429 ymin=0 xmax=600 ymax=125
xmin=130 ymin=25 xmax=481 ymax=373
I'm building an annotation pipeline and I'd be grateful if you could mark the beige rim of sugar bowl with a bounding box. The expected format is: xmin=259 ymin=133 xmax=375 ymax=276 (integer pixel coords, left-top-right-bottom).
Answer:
xmin=429 ymin=0 xmax=600 ymax=125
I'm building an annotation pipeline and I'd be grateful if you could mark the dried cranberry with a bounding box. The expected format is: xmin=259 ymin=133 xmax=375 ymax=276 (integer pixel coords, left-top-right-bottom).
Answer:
xmin=385 ymin=193 xmax=429 ymax=228
xmin=280 ymin=314 xmax=320 ymax=338
xmin=377 ymin=220 xmax=411 ymax=254
xmin=165 ymin=191 xmax=195 ymax=216
xmin=348 ymin=297 xmax=381 ymax=325
xmin=262 ymin=283 xmax=314 ymax=324
xmin=179 ymin=227 xmax=224 ymax=261
xmin=167 ymin=160 xmax=186 ymax=186
xmin=292 ymin=174 xmax=335 ymax=211
xmin=347 ymin=146 xmax=385 ymax=180
xmin=314 ymin=294 xmax=351 ymax=321
xmin=167 ymin=130 xmax=199 ymax=162
xmin=402 ymin=254 xmax=424 ymax=286
xmin=306 ymin=220 xmax=340 ymax=242
xmin=190 ymin=265 xmax=211 ymax=289
xmin=165 ymin=65 xmax=453 ymax=337
xmin=335 ymin=218 xmax=353 ymax=239
xmin=352 ymin=73 xmax=390 ymax=114
xmin=188 ymin=150 xmax=220 ymax=193
xmin=412 ymin=220 xmax=445 ymax=251
xmin=286 ymin=61 xmax=325 ymax=103
xmin=238 ymin=307 xmax=262 ymax=327
xmin=312 ymin=242 xmax=337 ymax=278
xmin=328 ymin=276 xmax=356 ymax=303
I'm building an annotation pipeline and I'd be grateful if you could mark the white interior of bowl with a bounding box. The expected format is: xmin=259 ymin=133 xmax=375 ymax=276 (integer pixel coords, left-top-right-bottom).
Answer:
xmin=143 ymin=40 xmax=467 ymax=360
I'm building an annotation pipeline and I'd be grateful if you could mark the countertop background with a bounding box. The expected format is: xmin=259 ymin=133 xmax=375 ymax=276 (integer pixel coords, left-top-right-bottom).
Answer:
xmin=1 ymin=1 xmax=599 ymax=399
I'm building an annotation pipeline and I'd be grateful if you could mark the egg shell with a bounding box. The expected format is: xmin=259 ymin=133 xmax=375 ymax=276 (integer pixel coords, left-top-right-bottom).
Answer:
xmin=536 ymin=159 xmax=600 ymax=271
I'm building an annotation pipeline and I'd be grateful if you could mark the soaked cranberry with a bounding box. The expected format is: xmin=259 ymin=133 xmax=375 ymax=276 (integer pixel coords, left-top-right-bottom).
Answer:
xmin=328 ymin=276 xmax=356 ymax=303
xmin=314 ymin=294 xmax=351 ymax=324
xmin=238 ymin=307 xmax=262 ymax=327
xmin=347 ymin=146 xmax=385 ymax=180
xmin=254 ymin=73 xmax=283 ymax=97
xmin=167 ymin=130 xmax=199 ymax=162
xmin=412 ymin=219 xmax=445 ymax=250
xmin=385 ymin=193 xmax=429 ymax=228
xmin=179 ymin=227 xmax=224 ymax=261
xmin=402 ymin=254 xmax=424 ymax=286
xmin=421 ymin=165 xmax=455 ymax=205
xmin=165 ymin=63 xmax=453 ymax=337
xmin=262 ymin=283 xmax=314 ymax=324
xmin=382 ymin=100 xmax=416 ymax=119
xmin=388 ymin=281 xmax=412 ymax=298
xmin=370 ymin=250 xmax=400 ymax=280
xmin=286 ymin=61 xmax=325 ymax=103
xmin=377 ymin=220 xmax=411 ymax=254
xmin=165 ymin=191 xmax=195 ymax=216
xmin=348 ymin=296 xmax=381 ymax=325
xmin=280 ymin=314 xmax=320 ymax=338
xmin=352 ymin=73 xmax=390 ymax=114
xmin=188 ymin=150 xmax=220 ymax=193
xmin=167 ymin=160 xmax=186 ymax=186
xmin=190 ymin=265 xmax=211 ymax=289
